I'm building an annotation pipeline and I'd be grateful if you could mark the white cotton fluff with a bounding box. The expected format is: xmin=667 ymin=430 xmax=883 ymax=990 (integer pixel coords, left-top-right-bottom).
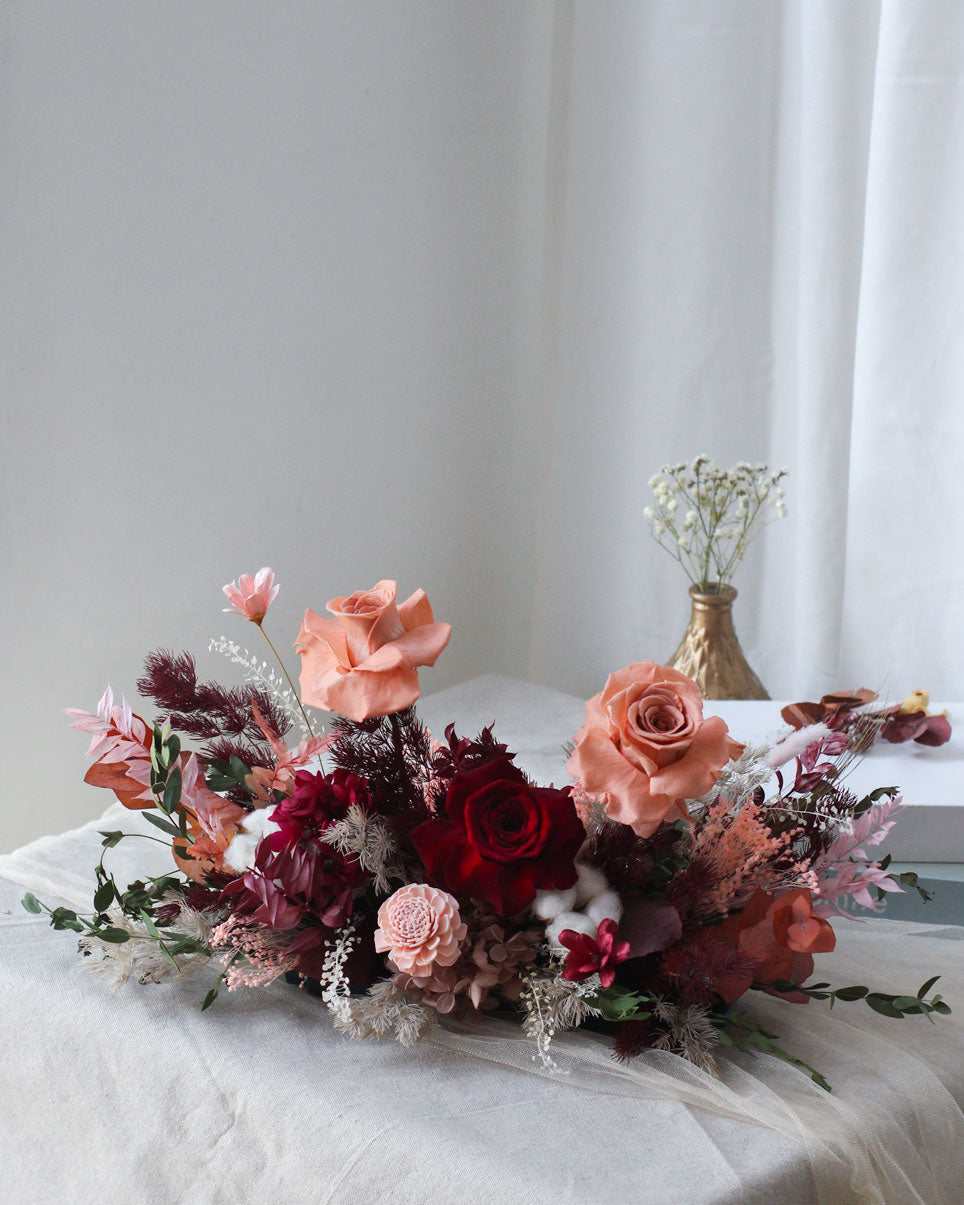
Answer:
xmin=765 ymin=722 xmax=832 ymax=769
xmin=532 ymin=886 xmax=579 ymax=921
xmin=585 ymin=889 xmax=622 ymax=927
xmin=222 ymin=805 xmax=281 ymax=873
xmin=545 ymin=911 xmax=597 ymax=948
xmin=573 ymin=862 xmax=609 ymax=906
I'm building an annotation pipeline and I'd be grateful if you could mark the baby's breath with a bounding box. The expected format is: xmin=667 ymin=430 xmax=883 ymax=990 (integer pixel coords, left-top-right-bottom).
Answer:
xmin=645 ymin=459 xmax=788 ymax=589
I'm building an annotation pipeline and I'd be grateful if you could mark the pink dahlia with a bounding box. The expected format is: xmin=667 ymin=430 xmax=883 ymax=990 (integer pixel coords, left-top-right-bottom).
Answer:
xmin=223 ymin=567 xmax=280 ymax=624
xmin=374 ymin=884 xmax=466 ymax=978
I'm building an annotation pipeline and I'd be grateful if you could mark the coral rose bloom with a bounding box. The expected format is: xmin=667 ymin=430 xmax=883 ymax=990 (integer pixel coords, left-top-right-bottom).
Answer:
xmin=374 ymin=884 xmax=467 ymax=978
xmin=295 ymin=580 xmax=451 ymax=722
xmin=567 ymin=662 xmax=742 ymax=838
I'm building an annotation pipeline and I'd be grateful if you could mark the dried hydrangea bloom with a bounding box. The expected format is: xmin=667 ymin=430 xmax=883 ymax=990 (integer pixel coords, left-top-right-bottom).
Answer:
xmin=394 ymin=918 xmax=543 ymax=1015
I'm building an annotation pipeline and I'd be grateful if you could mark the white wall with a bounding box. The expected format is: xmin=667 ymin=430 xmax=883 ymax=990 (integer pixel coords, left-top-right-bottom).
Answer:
xmin=1 ymin=2 xmax=555 ymax=851
xmin=4 ymin=2 xmax=962 ymax=854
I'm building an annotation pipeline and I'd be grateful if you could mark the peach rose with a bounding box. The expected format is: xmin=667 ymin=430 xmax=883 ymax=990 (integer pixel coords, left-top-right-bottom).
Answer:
xmin=566 ymin=662 xmax=743 ymax=838
xmin=295 ymin=580 xmax=451 ymax=722
xmin=374 ymin=884 xmax=467 ymax=977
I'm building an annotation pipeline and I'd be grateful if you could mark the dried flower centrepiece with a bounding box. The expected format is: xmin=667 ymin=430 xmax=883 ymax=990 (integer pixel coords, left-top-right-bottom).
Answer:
xmin=26 ymin=569 xmax=952 ymax=1095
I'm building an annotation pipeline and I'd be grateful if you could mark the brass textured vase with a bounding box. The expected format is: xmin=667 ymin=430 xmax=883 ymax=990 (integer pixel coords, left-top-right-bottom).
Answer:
xmin=668 ymin=584 xmax=769 ymax=700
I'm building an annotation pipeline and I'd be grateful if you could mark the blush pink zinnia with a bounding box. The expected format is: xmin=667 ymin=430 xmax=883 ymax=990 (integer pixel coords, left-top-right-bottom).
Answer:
xmin=223 ymin=568 xmax=280 ymax=624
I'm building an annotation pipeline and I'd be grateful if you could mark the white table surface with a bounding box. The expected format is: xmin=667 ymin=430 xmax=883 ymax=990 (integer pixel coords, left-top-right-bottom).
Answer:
xmin=2 ymin=675 xmax=963 ymax=1205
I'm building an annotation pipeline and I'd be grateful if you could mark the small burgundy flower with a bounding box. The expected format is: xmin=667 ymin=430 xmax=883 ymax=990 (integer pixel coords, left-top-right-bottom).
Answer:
xmin=559 ymin=918 xmax=630 ymax=988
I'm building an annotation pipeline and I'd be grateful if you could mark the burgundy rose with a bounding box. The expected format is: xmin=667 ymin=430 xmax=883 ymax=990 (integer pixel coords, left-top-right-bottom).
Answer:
xmin=410 ymin=758 xmax=584 ymax=916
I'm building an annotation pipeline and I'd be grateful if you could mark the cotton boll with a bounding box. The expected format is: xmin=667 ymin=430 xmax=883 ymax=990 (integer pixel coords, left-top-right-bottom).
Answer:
xmin=573 ymin=862 xmax=609 ymax=906
xmin=222 ymin=805 xmax=280 ymax=872
xmin=532 ymin=887 xmax=578 ymax=921
xmin=222 ymin=832 xmax=257 ymax=873
xmin=586 ymin=890 xmax=623 ymax=927
xmin=545 ymin=911 xmax=597 ymax=948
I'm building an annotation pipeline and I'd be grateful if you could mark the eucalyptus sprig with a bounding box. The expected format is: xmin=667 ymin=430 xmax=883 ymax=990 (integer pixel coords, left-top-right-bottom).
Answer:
xmin=764 ymin=976 xmax=951 ymax=1021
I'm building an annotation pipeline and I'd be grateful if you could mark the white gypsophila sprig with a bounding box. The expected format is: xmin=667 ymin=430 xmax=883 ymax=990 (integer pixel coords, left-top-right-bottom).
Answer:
xmin=319 ymin=923 xmax=357 ymax=1025
xmin=645 ymin=459 xmax=788 ymax=590
xmin=520 ymin=956 xmax=603 ymax=1070
xmin=330 ymin=978 xmax=436 ymax=1046
xmin=319 ymin=806 xmax=402 ymax=895
xmin=208 ymin=635 xmax=311 ymax=738
xmin=77 ymin=908 xmax=212 ymax=988
xmin=692 ymin=741 xmax=773 ymax=812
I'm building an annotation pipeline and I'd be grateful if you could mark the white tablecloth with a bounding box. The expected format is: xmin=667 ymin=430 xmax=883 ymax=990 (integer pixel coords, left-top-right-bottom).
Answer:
xmin=3 ymin=675 xmax=964 ymax=1205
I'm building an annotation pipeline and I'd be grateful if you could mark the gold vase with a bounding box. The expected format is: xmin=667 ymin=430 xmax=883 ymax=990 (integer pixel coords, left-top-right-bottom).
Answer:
xmin=668 ymin=583 xmax=769 ymax=700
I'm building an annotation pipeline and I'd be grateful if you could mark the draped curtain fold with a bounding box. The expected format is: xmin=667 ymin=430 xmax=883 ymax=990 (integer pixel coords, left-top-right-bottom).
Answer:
xmin=527 ymin=0 xmax=964 ymax=702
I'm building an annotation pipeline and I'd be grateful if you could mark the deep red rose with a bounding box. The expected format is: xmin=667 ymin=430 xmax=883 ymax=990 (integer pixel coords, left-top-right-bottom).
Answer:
xmin=410 ymin=758 xmax=584 ymax=916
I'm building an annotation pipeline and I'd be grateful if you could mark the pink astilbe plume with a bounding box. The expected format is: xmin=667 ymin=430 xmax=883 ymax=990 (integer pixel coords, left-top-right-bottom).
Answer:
xmin=210 ymin=914 xmax=301 ymax=989
xmin=223 ymin=567 xmax=279 ymax=624
xmin=810 ymin=795 xmax=904 ymax=916
xmin=689 ymin=798 xmax=811 ymax=918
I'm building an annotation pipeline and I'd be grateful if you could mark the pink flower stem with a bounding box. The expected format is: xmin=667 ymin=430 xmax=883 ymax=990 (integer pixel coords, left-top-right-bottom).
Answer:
xmin=257 ymin=622 xmax=316 ymax=738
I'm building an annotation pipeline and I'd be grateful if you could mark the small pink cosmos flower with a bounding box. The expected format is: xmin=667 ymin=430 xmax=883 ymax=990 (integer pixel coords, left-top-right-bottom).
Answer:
xmin=559 ymin=918 xmax=631 ymax=988
xmin=223 ymin=568 xmax=280 ymax=624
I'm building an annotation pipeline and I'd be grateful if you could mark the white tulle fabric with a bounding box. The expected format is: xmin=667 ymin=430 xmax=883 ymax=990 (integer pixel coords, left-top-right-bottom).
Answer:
xmin=2 ymin=801 xmax=964 ymax=1205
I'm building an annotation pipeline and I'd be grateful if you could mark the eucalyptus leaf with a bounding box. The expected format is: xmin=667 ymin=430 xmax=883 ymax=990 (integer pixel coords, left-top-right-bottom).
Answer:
xmin=98 ymin=927 xmax=132 ymax=944
xmin=21 ymin=893 xmax=42 ymax=914
xmin=162 ymin=767 xmax=182 ymax=813
xmin=143 ymin=812 xmax=181 ymax=839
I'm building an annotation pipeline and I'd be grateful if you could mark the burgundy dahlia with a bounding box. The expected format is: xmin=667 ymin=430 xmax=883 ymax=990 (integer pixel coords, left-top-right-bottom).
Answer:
xmin=559 ymin=918 xmax=630 ymax=988
xmin=410 ymin=757 xmax=584 ymax=916
xmin=269 ymin=769 xmax=371 ymax=849
xmin=221 ymin=768 xmax=372 ymax=932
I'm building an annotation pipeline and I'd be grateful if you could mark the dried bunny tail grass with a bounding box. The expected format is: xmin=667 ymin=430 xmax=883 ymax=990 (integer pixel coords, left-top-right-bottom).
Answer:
xmin=78 ymin=909 xmax=210 ymax=988
xmin=520 ymin=959 xmax=602 ymax=1070
xmin=331 ymin=978 xmax=436 ymax=1047
xmin=651 ymin=1000 xmax=720 ymax=1076
xmin=319 ymin=805 xmax=402 ymax=895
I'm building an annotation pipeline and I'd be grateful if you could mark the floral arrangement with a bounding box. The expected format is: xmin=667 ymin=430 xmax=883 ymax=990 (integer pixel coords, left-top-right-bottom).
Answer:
xmin=645 ymin=456 xmax=787 ymax=590
xmin=24 ymin=570 xmax=953 ymax=1091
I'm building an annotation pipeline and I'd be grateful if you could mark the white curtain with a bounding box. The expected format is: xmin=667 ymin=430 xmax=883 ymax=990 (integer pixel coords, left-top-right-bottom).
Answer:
xmin=3 ymin=2 xmax=962 ymax=850
xmin=527 ymin=0 xmax=964 ymax=704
